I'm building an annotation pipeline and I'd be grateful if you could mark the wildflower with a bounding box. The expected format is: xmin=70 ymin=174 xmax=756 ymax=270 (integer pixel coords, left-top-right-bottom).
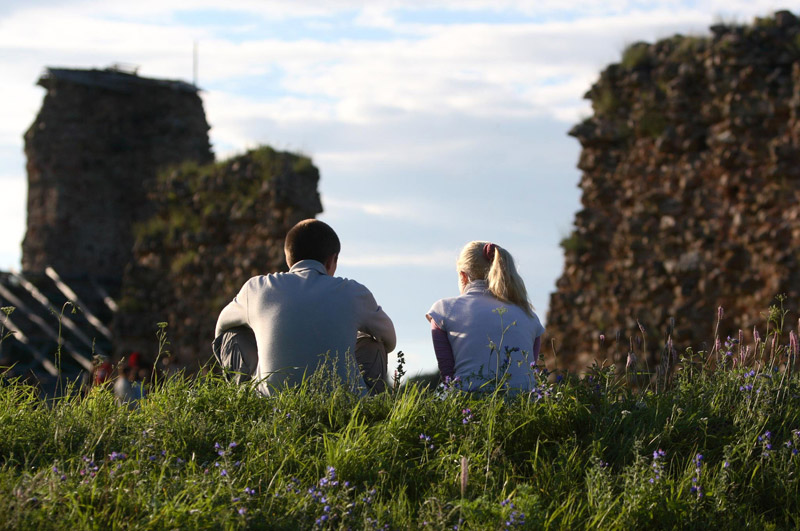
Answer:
xmin=238 ymin=507 xmax=247 ymax=516
xmin=626 ymin=350 xmax=637 ymax=372
xmin=687 ymin=453 xmax=704 ymax=498
xmin=220 ymin=469 xmax=228 ymax=477
xmin=229 ymin=442 xmax=238 ymax=449
xmin=244 ymin=487 xmax=256 ymax=496
xmin=462 ymin=408 xmax=473 ymax=424
xmin=52 ymin=466 xmax=59 ymax=474
xmin=651 ymin=449 xmax=666 ymax=483
xmin=599 ymin=334 xmax=605 ymax=344
xmin=362 ymin=488 xmax=376 ymax=504
xmin=149 ymin=455 xmax=157 ymax=462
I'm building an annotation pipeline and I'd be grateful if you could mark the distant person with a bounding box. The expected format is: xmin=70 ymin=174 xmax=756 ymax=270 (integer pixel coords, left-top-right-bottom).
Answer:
xmin=214 ymin=219 xmax=396 ymax=395
xmin=114 ymin=364 xmax=145 ymax=407
xmin=426 ymin=241 xmax=545 ymax=392
xmin=82 ymin=354 xmax=113 ymax=395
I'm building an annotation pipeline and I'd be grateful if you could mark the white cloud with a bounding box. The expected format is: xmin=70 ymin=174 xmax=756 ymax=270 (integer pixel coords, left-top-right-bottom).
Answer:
xmin=323 ymin=197 xmax=431 ymax=222
xmin=338 ymin=249 xmax=454 ymax=268
xmin=0 ymin=175 xmax=26 ymax=271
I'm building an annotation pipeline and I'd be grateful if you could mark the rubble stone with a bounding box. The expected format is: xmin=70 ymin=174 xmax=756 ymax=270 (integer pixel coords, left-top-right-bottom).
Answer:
xmin=547 ymin=11 xmax=800 ymax=372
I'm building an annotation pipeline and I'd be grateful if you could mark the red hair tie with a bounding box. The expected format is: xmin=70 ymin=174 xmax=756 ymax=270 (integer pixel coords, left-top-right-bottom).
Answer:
xmin=482 ymin=243 xmax=496 ymax=262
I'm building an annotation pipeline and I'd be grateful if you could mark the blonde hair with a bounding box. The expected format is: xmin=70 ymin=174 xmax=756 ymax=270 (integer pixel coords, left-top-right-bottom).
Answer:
xmin=456 ymin=241 xmax=534 ymax=317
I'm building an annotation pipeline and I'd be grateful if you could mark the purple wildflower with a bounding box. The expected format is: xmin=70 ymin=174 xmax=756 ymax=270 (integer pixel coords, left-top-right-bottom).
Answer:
xmin=691 ymin=453 xmax=703 ymax=499
xmin=651 ymin=449 xmax=666 ymax=482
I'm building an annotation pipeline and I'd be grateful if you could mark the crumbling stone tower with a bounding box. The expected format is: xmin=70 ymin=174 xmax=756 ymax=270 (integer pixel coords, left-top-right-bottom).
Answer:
xmin=22 ymin=67 xmax=213 ymax=290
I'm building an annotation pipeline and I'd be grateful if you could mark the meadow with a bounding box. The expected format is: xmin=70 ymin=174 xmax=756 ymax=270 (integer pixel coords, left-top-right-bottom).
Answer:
xmin=1 ymin=304 xmax=800 ymax=530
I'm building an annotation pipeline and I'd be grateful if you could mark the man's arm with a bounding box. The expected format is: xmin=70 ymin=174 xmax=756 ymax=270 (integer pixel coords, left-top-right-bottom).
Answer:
xmin=354 ymin=284 xmax=396 ymax=352
xmin=214 ymin=282 xmax=250 ymax=337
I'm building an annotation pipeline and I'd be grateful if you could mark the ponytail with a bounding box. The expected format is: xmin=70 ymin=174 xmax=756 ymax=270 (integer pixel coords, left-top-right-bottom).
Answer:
xmin=457 ymin=241 xmax=534 ymax=317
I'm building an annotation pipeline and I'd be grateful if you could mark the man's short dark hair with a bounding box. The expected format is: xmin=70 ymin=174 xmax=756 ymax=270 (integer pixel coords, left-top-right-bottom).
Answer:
xmin=284 ymin=219 xmax=341 ymax=266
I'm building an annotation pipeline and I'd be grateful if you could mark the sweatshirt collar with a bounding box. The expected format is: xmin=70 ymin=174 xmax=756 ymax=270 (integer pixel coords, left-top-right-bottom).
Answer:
xmin=289 ymin=259 xmax=328 ymax=275
xmin=464 ymin=279 xmax=489 ymax=294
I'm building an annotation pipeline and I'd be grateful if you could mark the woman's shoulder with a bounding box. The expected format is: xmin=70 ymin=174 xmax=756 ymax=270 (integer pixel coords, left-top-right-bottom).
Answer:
xmin=429 ymin=295 xmax=458 ymax=312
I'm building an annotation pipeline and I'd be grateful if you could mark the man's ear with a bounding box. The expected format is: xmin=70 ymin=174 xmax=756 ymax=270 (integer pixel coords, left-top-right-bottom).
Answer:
xmin=284 ymin=247 xmax=294 ymax=269
xmin=324 ymin=253 xmax=339 ymax=276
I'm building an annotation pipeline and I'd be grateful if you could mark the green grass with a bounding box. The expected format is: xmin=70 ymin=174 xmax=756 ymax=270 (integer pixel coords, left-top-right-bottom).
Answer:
xmin=620 ymin=42 xmax=652 ymax=70
xmin=3 ymin=299 xmax=800 ymax=529
xmin=1 ymin=346 xmax=800 ymax=529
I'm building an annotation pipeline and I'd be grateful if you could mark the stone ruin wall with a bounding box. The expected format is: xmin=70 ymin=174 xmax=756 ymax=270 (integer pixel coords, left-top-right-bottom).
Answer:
xmin=23 ymin=68 xmax=213 ymax=289
xmin=546 ymin=10 xmax=800 ymax=372
xmin=116 ymin=148 xmax=323 ymax=368
xmin=20 ymin=67 xmax=323 ymax=371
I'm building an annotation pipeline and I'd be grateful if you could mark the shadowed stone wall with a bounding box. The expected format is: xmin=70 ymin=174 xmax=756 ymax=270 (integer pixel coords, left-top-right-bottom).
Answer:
xmin=22 ymin=67 xmax=213 ymax=289
xmin=116 ymin=147 xmax=323 ymax=367
xmin=546 ymin=10 xmax=800 ymax=372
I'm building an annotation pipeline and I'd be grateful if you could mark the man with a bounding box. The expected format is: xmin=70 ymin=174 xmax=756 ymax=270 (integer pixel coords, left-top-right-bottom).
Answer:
xmin=213 ymin=219 xmax=396 ymax=395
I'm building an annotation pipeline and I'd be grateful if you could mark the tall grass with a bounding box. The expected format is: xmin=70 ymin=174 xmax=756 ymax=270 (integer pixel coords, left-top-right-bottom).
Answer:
xmin=1 ymin=308 xmax=800 ymax=529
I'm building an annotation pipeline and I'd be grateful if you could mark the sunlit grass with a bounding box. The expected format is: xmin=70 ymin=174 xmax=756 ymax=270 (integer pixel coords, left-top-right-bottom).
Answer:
xmin=1 ymin=303 xmax=800 ymax=529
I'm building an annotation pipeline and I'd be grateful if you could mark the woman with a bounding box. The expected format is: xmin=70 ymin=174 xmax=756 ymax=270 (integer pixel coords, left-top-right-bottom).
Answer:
xmin=426 ymin=241 xmax=545 ymax=391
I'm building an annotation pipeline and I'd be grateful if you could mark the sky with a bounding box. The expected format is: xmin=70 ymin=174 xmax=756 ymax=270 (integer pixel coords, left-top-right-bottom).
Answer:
xmin=0 ymin=0 xmax=790 ymax=376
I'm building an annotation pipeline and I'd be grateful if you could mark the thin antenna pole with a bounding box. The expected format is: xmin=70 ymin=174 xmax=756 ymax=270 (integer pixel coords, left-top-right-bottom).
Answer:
xmin=193 ymin=40 xmax=198 ymax=87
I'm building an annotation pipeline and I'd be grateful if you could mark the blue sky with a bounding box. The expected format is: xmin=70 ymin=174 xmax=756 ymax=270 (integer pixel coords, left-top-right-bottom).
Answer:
xmin=0 ymin=0 xmax=788 ymax=375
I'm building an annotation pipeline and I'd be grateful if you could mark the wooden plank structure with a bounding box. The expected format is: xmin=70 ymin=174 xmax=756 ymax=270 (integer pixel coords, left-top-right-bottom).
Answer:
xmin=0 ymin=268 xmax=115 ymax=389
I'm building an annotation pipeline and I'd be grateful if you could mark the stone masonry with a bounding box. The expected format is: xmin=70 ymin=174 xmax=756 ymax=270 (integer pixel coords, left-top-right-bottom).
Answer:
xmin=546 ymin=10 xmax=800 ymax=372
xmin=116 ymin=147 xmax=323 ymax=368
xmin=22 ymin=67 xmax=213 ymax=289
